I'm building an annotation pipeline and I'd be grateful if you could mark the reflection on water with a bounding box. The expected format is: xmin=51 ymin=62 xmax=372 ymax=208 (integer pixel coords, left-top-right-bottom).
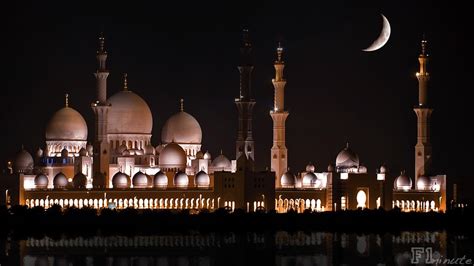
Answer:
xmin=1 ymin=231 xmax=472 ymax=265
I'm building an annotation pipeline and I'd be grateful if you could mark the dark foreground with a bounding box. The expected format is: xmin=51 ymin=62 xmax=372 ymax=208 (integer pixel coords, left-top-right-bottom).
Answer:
xmin=1 ymin=205 xmax=472 ymax=236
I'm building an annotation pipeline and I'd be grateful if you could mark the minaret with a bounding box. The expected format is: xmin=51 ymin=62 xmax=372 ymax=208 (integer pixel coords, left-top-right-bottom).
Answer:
xmin=414 ymin=37 xmax=433 ymax=181
xmin=235 ymin=29 xmax=256 ymax=162
xmin=91 ymin=32 xmax=111 ymax=186
xmin=270 ymin=43 xmax=289 ymax=187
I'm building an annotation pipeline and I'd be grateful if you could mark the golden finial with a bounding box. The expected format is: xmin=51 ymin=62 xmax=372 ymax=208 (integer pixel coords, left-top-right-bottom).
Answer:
xmin=277 ymin=42 xmax=283 ymax=62
xmin=123 ymin=73 xmax=128 ymax=91
xmin=180 ymin=98 xmax=184 ymax=112
xmin=65 ymin=93 xmax=69 ymax=107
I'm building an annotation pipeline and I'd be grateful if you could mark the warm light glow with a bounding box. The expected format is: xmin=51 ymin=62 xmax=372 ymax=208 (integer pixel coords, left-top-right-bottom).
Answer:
xmin=356 ymin=190 xmax=367 ymax=208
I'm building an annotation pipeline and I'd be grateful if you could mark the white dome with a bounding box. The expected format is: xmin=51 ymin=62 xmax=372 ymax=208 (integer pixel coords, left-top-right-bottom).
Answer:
xmin=112 ymin=172 xmax=131 ymax=189
xmin=195 ymin=170 xmax=210 ymax=187
xmin=302 ymin=172 xmax=316 ymax=187
xmin=336 ymin=143 xmax=359 ymax=169
xmin=13 ymin=148 xmax=34 ymax=173
xmin=132 ymin=171 xmax=148 ymax=188
xmin=395 ymin=171 xmax=412 ymax=191
xmin=281 ymin=171 xmax=296 ymax=187
xmin=212 ymin=154 xmax=231 ymax=170
xmin=73 ymin=172 xmax=87 ymax=188
xmin=305 ymin=163 xmax=316 ymax=173
xmin=144 ymin=144 xmax=155 ymax=155
xmin=161 ymin=110 xmax=202 ymax=144
xmin=154 ymin=171 xmax=168 ymax=188
xmin=34 ymin=174 xmax=49 ymax=189
xmin=107 ymin=91 xmax=153 ymax=135
xmin=159 ymin=142 xmax=187 ymax=167
xmin=53 ymin=172 xmax=68 ymax=188
xmin=380 ymin=165 xmax=388 ymax=174
xmin=416 ymin=176 xmax=431 ymax=190
xmin=203 ymin=151 xmax=212 ymax=160
xmin=46 ymin=106 xmax=88 ymax=141
xmin=174 ymin=171 xmax=189 ymax=188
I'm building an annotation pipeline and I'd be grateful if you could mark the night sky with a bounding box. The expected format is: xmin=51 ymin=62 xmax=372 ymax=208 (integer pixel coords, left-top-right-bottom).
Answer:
xmin=3 ymin=1 xmax=473 ymax=194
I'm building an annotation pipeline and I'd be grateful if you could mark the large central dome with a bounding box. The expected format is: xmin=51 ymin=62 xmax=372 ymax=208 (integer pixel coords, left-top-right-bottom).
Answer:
xmin=107 ymin=91 xmax=153 ymax=135
xmin=161 ymin=100 xmax=202 ymax=144
xmin=336 ymin=143 xmax=359 ymax=169
xmin=46 ymin=106 xmax=88 ymax=141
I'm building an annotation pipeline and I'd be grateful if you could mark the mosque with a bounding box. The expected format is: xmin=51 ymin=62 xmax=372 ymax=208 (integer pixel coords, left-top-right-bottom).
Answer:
xmin=1 ymin=31 xmax=446 ymax=213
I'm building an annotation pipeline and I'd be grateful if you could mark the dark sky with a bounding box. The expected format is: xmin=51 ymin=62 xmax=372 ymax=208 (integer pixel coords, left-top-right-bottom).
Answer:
xmin=3 ymin=1 xmax=473 ymax=192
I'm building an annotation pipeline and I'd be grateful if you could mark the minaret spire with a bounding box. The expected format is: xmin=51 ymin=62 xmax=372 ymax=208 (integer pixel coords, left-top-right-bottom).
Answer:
xmin=270 ymin=42 xmax=289 ymax=187
xmin=65 ymin=93 xmax=69 ymax=107
xmin=414 ymin=36 xmax=433 ymax=181
xmin=91 ymin=32 xmax=111 ymax=188
xmin=94 ymin=32 xmax=109 ymax=104
xmin=235 ymin=28 xmax=256 ymax=163
xmin=180 ymin=98 xmax=184 ymax=112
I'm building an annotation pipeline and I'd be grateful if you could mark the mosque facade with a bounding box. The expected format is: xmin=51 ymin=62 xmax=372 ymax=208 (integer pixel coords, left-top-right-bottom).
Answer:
xmin=1 ymin=32 xmax=446 ymax=213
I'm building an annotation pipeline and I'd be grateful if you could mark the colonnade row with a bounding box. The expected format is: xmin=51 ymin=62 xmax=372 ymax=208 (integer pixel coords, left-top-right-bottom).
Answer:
xmin=392 ymin=199 xmax=438 ymax=212
xmin=275 ymin=198 xmax=324 ymax=213
xmin=26 ymin=196 xmax=217 ymax=210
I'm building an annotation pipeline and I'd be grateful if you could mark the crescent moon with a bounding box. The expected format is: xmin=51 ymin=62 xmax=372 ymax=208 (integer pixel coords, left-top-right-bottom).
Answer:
xmin=362 ymin=14 xmax=391 ymax=52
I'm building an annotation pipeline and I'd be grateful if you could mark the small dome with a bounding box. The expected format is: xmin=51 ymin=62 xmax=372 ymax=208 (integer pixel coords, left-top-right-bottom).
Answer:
xmin=13 ymin=148 xmax=34 ymax=173
xmin=174 ymin=171 xmax=189 ymax=188
xmin=195 ymin=170 xmax=210 ymax=187
xmin=79 ymin=148 xmax=88 ymax=156
xmin=35 ymin=147 xmax=43 ymax=158
xmin=416 ymin=176 xmax=431 ymax=190
xmin=305 ymin=163 xmax=316 ymax=173
xmin=132 ymin=171 xmax=148 ymax=188
xmin=302 ymin=172 xmax=316 ymax=187
xmin=204 ymin=151 xmax=211 ymax=160
xmin=144 ymin=144 xmax=155 ymax=155
xmin=107 ymin=90 xmax=153 ymax=135
xmin=336 ymin=143 xmax=360 ymax=169
xmin=161 ymin=103 xmax=202 ymax=144
xmin=358 ymin=164 xmax=368 ymax=173
xmin=196 ymin=151 xmax=204 ymax=159
xmin=61 ymin=148 xmax=69 ymax=158
xmin=212 ymin=153 xmax=231 ymax=170
xmin=155 ymin=144 xmax=165 ymax=154
xmin=73 ymin=172 xmax=87 ymax=188
xmin=154 ymin=171 xmax=168 ymax=188
xmin=34 ymin=174 xmax=49 ymax=189
xmin=281 ymin=171 xmax=296 ymax=187
xmin=53 ymin=172 xmax=68 ymax=188
xmin=135 ymin=149 xmax=144 ymax=156
xmin=112 ymin=172 xmax=131 ymax=189
xmin=380 ymin=165 xmax=388 ymax=174
xmin=159 ymin=142 xmax=187 ymax=167
xmin=45 ymin=106 xmax=88 ymax=141
xmin=86 ymin=144 xmax=93 ymax=156
xmin=327 ymin=164 xmax=335 ymax=172
xmin=395 ymin=171 xmax=412 ymax=191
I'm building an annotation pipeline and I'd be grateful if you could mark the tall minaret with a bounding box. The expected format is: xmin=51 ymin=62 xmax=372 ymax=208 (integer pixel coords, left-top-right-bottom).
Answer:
xmin=270 ymin=43 xmax=289 ymax=187
xmin=235 ymin=29 xmax=256 ymax=162
xmin=91 ymin=32 xmax=111 ymax=186
xmin=414 ymin=37 xmax=433 ymax=182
